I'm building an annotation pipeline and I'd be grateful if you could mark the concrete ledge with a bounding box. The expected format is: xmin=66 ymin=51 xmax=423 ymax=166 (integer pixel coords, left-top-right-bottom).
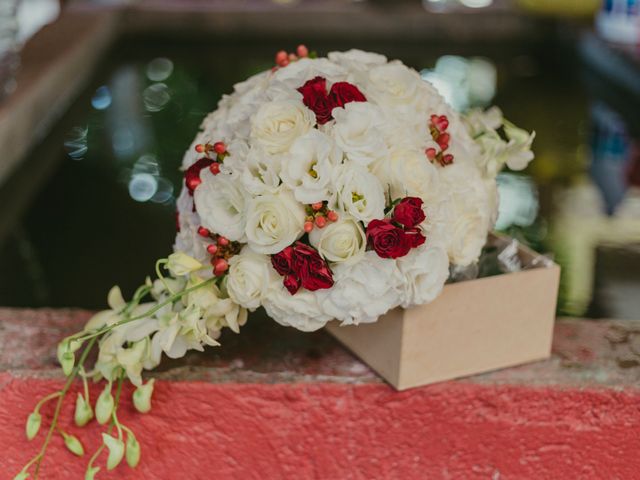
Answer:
xmin=1 ymin=308 xmax=640 ymax=478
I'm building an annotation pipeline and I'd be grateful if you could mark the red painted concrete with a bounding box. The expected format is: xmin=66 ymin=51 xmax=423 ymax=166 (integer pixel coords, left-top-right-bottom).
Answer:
xmin=2 ymin=376 xmax=640 ymax=479
xmin=2 ymin=309 xmax=640 ymax=479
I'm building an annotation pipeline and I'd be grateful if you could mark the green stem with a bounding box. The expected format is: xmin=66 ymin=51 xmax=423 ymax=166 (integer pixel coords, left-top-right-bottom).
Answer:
xmin=112 ymin=375 xmax=125 ymax=440
xmin=155 ymin=259 xmax=175 ymax=296
xmin=74 ymin=277 xmax=216 ymax=345
xmin=33 ymin=336 xmax=98 ymax=479
xmin=34 ymin=391 xmax=63 ymax=413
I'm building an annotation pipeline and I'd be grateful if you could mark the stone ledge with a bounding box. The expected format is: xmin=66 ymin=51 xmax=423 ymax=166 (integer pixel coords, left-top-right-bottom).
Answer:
xmin=1 ymin=308 xmax=639 ymax=388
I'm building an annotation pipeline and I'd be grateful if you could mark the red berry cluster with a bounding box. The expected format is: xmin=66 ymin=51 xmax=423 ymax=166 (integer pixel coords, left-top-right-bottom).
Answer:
xmin=194 ymin=141 xmax=227 ymax=176
xmin=197 ymin=227 xmax=241 ymax=276
xmin=274 ymin=44 xmax=310 ymax=68
xmin=425 ymin=114 xmax=454 ymax=167
xmin=304 ymin=202 xmax=339 ymax=233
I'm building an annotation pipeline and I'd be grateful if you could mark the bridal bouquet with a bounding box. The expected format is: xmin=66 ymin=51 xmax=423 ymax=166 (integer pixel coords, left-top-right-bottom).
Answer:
xmin=16 ymin=47 xmax=534 ymax=479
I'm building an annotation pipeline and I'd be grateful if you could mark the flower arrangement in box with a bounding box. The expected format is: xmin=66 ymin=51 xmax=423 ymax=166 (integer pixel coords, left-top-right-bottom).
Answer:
xmin=15 ymin=46 xmax=534 ymax=479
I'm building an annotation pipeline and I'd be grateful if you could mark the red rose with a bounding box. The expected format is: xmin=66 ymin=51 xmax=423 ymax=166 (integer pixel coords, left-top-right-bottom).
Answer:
xmin=292 ymin=243 xmax=334 ymax=291
xmin=271 ymin=246 xmax=295 ymax=276
xmin=297 ymin=76 xmax=334 ymax=125
xmin=366 ymin=219 xmax=411 ymax=259
xmin=393 ymin=197 xmax=426 ymax=228
xmin=329 ymin=82 xmax=367 ymax=108
xmin=283 ymin=274 xmax=302 ymax=295
xmin=184 ymin=157 xmax=214 ymax=195
xmin=404 ymin=227 xmax=426 ymax=248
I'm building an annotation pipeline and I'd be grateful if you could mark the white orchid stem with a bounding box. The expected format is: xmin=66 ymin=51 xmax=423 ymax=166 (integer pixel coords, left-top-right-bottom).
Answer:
xmin=32 ymin=336 xmax=98 ymax=479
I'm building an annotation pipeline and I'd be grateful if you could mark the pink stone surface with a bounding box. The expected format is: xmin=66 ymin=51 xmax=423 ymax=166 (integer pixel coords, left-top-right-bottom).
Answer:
xmin=1 ymin=308 xmax=640 ymax=479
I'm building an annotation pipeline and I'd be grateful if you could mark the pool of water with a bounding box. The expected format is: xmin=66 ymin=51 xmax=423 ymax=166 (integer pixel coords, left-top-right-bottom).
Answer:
xmin=1 ymin=35 xmax=639 ymax=318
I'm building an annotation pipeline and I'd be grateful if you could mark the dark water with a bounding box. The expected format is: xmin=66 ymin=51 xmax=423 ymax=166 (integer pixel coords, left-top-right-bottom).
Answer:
xmin=0 ymin=36 xmax=639 ymax=318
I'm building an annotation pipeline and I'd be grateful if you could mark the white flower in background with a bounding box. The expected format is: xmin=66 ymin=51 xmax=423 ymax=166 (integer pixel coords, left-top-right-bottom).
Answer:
xmin=331 ymin=102 xmax=388 ymax=167
xmin=331 ymin=163 xmax=385 ymax=224
xmin=245 ymin=189 xmax=305 ymax=254
xmin=317 ymin=252 xmax=403 ymax=324
xmin=241 ymin=147 xmax=282 ymax=195
xmin=463 ymin=106 xmax=503 ymax=138
xmin=397 ymin=244 xmax=450 ymax=307
xmin=174 ymin=190 xmax=208 ymax=263
xmin=503 ymin=120 xmax=536 ymax=171
xmin=280 ymin=129 xmax=341 ymax=203
xmin=226 ymin=247 xmax=279 ymax=310
xmin=263 ymin=284 xmax=333 ymax=332
xmin=308 ymin=216 xmax=366 ymax=265
xmin=194 ymin=169 xmax=248 ymax=242
xmin=250 ymin=99 xmax=315 ymax=154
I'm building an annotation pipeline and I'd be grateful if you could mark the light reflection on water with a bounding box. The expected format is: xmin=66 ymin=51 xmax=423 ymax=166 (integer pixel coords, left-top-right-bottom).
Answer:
xmin=0 ymin=40 xmax=638 ymax=319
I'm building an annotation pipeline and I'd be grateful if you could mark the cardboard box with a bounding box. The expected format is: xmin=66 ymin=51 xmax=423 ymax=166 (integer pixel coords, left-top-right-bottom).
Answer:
xmin=325 ymin=237 xmax=561 ymax=390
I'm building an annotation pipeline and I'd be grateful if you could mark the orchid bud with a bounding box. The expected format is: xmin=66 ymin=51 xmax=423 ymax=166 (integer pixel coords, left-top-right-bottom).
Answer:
xmin=96 ymin=385 xmax=114 ymax=425
xmin=85 ymin=466 xmax=100 ymax=480
xmin=62 ymin=431 xmax=84 ymax=456
xmin=13 ymin=472 xmax=29 ymax=480
xmin=166 ymin=252 xmax=202 ymax=276
xmin=133 ymin=379 xmax=155 ymax=413
xmin=102 ymin=433 xmax=125 ymax=470
xmin=26 ymin=412 xmax=41 ymax=440
xmin=74 ymin=393 xmax=93 ymax=427
xmin=125 ymin=432 xmax=141 ymax=468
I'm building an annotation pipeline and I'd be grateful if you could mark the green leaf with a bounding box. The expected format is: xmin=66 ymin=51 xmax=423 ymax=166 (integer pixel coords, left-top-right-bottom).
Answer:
xmin=74 ymin=393 xmax=94 ymax=427
xmin=13 ymin=471 xmax=29 ymax=480
xmin=61 ymin=431 xmax=85 ymax=456
xmin=132 ymin=379 xmax=155 ymax=414
xmin=125 ymin=432 xmax=141 ymax=468
xmin=102 ymin=433 xmax=125 ymax=470
xmin=25 ymin=412 xmax=41 ymax=440
xmin=95 ymin=385 xmax=114 ymax=425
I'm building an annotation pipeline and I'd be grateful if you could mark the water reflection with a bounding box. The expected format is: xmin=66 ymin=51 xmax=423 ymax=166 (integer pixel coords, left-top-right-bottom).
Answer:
xmin=143 ymin=83 xmax=171 ymax=112
xmin=63 ymin=125 xmax=88 ymax=160
xmin=146 ymin=57 xmax=174 ymax=82
xmin=91 ymin=85 xmax=112 ymax=110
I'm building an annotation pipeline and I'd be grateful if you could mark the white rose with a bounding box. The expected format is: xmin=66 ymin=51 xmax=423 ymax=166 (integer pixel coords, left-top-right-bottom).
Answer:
xmin=250 ymin=100 xmax=315 ymax=154
xmin=331 ymin=163 xmax=385 ymax=224
xmin=280 ymin=129 xmax=340 ymax=204
xmin=316 ymin=252 xmax=403 ymax=324
xmin=263 ymin=285 xmax=332 ymax=332
xmin=328 ymin=49 xmax=387 ymax=71
xmin=367 ymin=63 xmax=423 ymax=107
xmin=371 ymin=147 xmax=440 ymax=201
xmin=226 ymin=247 xmax=279 ymax=310
xmin=245 ymin=189 xmax=305 ymax=254
xmin=267 ymin=58 xmax=348 ymax=98
xmin=331 ymin=102 xmax=388 ymax=167
xmin=440 ymin=163 xmax=493 ymax=266
xmin=397 ymin=244 xmax=450 ymax=307
xmin=308 ymin=216 xmax=366 ymax=265
xmin=194 ymin=169 xmax=248 ymax=242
